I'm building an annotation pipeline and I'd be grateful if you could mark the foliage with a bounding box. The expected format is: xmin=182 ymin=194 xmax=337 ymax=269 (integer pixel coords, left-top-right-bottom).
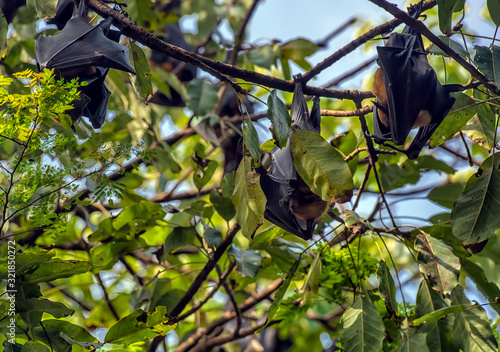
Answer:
xmin=0 ymin=0 xmax=500 ymax=351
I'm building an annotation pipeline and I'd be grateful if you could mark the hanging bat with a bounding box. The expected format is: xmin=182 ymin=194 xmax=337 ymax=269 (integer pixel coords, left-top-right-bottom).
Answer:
xmin=257 ymin=74 xmax=328 ymax=240
xmin=36 ymin=0 xmax=135 ymax=128
xmin=371 ymin=2 xmax=461 ymax=159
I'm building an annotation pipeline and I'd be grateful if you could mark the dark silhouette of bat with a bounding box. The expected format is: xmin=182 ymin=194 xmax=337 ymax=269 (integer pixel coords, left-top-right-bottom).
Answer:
xmin=0 ymin=0 xmax=26 ymax=23
xmin=191 ymin=88 xmax=253 ymax=174
xmin=36 ymin=0 xmax=135 ymax=129
xmin=148 ymin=22 xmax=197 ymax=107
xmin=257 ymin=74 xmax=328 ymax=240
xmin=371 ymin=2 xmax=461 ymax=159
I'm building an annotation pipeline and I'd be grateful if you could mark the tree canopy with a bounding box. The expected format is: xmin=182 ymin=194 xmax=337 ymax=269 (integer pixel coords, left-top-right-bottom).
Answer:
xmin=1 ymin=0 xmax=500 ymax=351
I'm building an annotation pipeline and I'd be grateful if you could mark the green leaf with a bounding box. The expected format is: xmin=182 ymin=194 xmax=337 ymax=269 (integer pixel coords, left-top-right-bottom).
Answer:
xmin=415 ymin=232 xmax=460 ymax=293
xmin=41 ymin=319 xmax=101 ymax=348
xmin=396 ymin=328 xmax=430 ymax=352
xmin=429 ymin=36 xmax=469 ymax=58
xmin=430 ymin=92 xmax=477 ymax=148
xmin=461 ymin=259 xmax=500 ymax=316
xmin=204 ymin=227 xmax=223 ymax=249
xmin=418 ymin=225 xmax=470 ymax=258
xmin=18 ymin=298 xmax=74 ymax=318
xmin=462 ymin=91 xmax=499 ymax=150
xmin=113 ymin=201 xmax=166 ymax=231
xmin=0 ymin=248 xmax=55 ymax=279
xmin=302 ymin=252 xmax=322 ymax=304
xmin=290 ymin=129 xmax=353 ymax=203
xmin=379 ymin=156 xmax=454 ymax=192
xmin=186 ymin=78 xmax=219 ymax=116
xmin=20 ymin=341 xmax=50 ymax=352
xmin=377 ymin=261 xmax=397 ymax=315
xmin=104 ymin=307 xmax=175 ymax=345
xmin=339 ymin=286 xmax=385 ymax=352
xmin=474 ymin=46 xmax=500 ymax=90
xmin=413 ymin=305 xmax=463 ymax=326
xmin=451 ymin=154 xmax=500 ymax=245
xmin=22 ymin=260 xmax=91 ymax=284
xmin=427 ymin=183 xmax=464 ymax=209
xmin=488 ymin=0 xmax=500 ymax=25
xmin=26 ymin=0 xmax=57 ymax=18
xmin=164 ymin=227 xmax=196 ymax=254
xmin=193 ymin=160 xmax=218 ymax=191
xmin=0 ymin=9 xmax=7 ymax=59
xmin=450 ymin=285 xmax=498 ymax=352
xmin=280 ymin=38 xmax=318 ymax=71
xmin=232 ymin=155 xmax=266 ymax=238
xmin=3 ymin=341 xmax=22 ymax=352
xmin=210 ymin=188 xmax=236 ymax=221
xmin=436 ymin=0 xmax=460 ymax=34
xmin=129 ymin=42 xmax=153 ymax=103
xmin=267 ymin=90 xmax=291 ymax=148
xmin=228 ymin=245 xmax=262 ymax=277
xmin=414 ymin=279 xmax=456 ymax=351
xmin=242 ymin=119 xmax=262 ymax=163
xmin=258 ymin=257 xmax=300 ymax=333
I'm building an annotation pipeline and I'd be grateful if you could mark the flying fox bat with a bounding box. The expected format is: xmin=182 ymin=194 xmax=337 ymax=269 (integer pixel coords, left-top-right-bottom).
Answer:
xmin=0 ymin=0 xmax=26 ymax=23
xmin=371 ymin=2 xmax=461 ymax=159
xmin=257 ymin=74 xmax=328 ymax=240
xmin=36 ymin=0 xmax=135 ymax=128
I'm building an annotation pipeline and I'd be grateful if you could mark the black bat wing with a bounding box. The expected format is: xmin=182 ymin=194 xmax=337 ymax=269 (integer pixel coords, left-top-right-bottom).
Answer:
xmin=80 ymin=67 xmax=111 ymax=128
xmin=257 ymin=166 xmax=314 ymax=240
xmin=373 ymin=2 xmax=455 ymax=159
xmin=36 ymin=7 xmax=135 ymax=74
xmin=47 ymin=0 xmax=78 ymax=30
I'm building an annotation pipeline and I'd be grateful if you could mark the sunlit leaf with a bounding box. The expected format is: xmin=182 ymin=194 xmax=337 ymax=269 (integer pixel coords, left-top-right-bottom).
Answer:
xmin=242 ymin=119 xmax=261 ymax=163
xmin=291 ymin=129 xmax=353 ymax=203
xmin=105 ymin=307 xmax=175 ymax=345
xmin=430 ymin=92 xmax=477 ymax=148
xmin=397 ymin=328 xmax=430 ymax=352
xmin=415 ymin=232 xmax=460 ymax=293
xmin=129 ymin=42 xmax=153 ymax=103
xmin=232 ymin=155 xmax=266 ymax=238
xmin=22 ymin=260 xmax=92 ymax=284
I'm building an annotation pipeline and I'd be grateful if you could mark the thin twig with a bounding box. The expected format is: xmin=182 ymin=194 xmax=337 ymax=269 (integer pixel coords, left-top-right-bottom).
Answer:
xmin=95 ymin=272 xmax=120 ymax=321
xmin=459 ymin=131 xmax=474 ymax=166
xmin=323 ymin=56 xmax=376 ymax=88
xmin=321 ymin=105 xmax=373 ymax=117
xmin=353 ymin=164 xmax=372 ymax=211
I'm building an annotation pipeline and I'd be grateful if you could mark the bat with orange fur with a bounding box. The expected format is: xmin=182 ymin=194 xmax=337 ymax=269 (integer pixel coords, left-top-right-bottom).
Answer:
xmin=371 ymin=2 xmax=462 ymax=159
